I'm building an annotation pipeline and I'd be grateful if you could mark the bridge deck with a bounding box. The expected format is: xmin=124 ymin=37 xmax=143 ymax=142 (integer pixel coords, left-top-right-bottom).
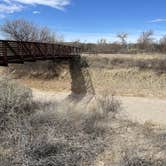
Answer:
xmin=0 ymin=40 xmax=81 ymax=66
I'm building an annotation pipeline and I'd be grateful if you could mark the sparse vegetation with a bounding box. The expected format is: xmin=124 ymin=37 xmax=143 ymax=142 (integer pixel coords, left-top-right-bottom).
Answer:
xmin=1 ymin=77 xmax=166 ymax=165
xmin=118 ymin=122 xmax=166 ymax=166
xmin=85 ymin=55 xmax=166 ymax=72
xmin=0 ymin=78 xmax=121 ymax=165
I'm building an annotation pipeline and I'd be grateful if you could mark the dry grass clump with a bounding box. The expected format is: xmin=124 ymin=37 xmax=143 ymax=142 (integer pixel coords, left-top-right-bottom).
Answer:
xmin=0 ymin=77 xmax=32 ymax=130
xmin=121 ymin=148 xmax=166 ymax=166
xmin=115 ymin=121 xmax=166 ymax=166
xmin=0 ymin=77 xmax=32 ymax=113
xmin=24 ymin=127 xmax=105 ymax=166
xmin=119 ymin=130 xmax=166 ymax=166
xmin=96 ymin=94 xmax=121 ymax=116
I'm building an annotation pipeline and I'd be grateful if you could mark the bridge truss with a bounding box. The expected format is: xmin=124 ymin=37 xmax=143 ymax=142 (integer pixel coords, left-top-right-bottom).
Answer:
xmin=0 ymin=40 xmax=81 ymax=66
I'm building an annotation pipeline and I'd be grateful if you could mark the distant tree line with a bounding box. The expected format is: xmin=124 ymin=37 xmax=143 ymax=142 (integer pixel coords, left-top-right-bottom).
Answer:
xmin=77 ymin=30 xmax=166 ymax=54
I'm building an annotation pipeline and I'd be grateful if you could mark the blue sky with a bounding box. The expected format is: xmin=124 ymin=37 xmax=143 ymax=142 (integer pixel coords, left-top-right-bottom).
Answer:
xmin=0 ymin=0 xmax=166 ymax=43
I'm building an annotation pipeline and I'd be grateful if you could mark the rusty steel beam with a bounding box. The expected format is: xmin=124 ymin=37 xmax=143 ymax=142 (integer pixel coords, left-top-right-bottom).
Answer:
xmin=0 ymin=40 xmax=81 ymax=66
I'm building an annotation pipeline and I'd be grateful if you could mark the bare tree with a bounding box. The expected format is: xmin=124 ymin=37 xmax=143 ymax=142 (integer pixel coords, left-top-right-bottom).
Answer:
xmin=0 ymin=19 xmax=63 ymax=43
xmin=159 ymin=35 xmax=166 ymax=52
xmin=38 ymin=27 xmax=63 ymax=43
xmin=137 ymin=30 xmax=154 ymax=51
xmin=160 ymin=35 xmax=166 ymax=45
xmin=97 ymin=38 xmax=108 ymax=45
xmin=117 ymin=33 xmax=128 ymax=45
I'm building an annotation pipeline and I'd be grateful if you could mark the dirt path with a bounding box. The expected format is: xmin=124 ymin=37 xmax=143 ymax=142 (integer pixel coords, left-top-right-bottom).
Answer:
xmin=33 ymin=89 xmax=166 ymax=126
xmin=118 ymin=96 xmax=166 ymax=126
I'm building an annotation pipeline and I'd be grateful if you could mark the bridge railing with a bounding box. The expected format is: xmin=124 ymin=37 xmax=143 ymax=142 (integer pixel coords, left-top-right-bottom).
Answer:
xmin=0 ymin=40 xmax=81 ymax=66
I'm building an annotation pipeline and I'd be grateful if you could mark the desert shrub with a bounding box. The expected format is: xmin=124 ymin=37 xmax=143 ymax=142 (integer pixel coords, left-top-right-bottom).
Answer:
xmin=82 ymin=94 xmax=120 ymax=136
xmin=0 ymin=77 xmax=32 ymax=113
xmin=0 ymin=77 xmax=32 ymax=130
xmin=96 ymin=94 xmax=121 ymax=117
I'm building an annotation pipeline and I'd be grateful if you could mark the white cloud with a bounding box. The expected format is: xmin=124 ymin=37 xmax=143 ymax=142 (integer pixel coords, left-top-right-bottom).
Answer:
xmin=149 ymin=18 xmax=166 ymax=23
xmin=13 ymin=0 xmax=70 ymax=10
xmin=0 ymin=3 xmax=23 ymax=14
xmin=0 ymin=0 xmax=70 ymax=18
xmin=33 ymin=10 xmax=40 ymax=14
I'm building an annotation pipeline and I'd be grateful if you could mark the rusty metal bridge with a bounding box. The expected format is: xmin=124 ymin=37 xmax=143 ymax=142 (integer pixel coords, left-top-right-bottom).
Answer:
xmin=0 ymin=40 xmax=81 ymax=66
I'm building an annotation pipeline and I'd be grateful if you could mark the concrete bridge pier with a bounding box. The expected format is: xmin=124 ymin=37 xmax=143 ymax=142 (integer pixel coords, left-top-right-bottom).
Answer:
xmin=69 ymin=56 xmax=95 ymax=98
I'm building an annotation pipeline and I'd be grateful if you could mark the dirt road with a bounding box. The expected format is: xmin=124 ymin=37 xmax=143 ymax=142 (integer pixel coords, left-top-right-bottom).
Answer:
xmin=118 ymin=96 xmax=166 ymax=126
xmin=33 ymin=90 xmax=166 ymax=126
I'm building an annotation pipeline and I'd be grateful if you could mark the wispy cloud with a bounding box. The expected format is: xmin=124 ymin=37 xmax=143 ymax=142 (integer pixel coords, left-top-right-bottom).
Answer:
xmin=149 ymin=18 xmax=166 ymax=23
xmin=33 ymin=10 xmax=40 ymax=14
xmin=12 ymin=0 xmax=70 ymax=10
xmin=0 ymin=3 xmax=23 ymax=18
xmin=0 ymin=0 xmax=70 ymax=18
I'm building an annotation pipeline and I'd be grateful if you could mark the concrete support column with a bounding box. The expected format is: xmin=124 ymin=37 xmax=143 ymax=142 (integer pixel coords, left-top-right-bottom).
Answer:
xmin=69 ymin=56 xmax=95 ymax=96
